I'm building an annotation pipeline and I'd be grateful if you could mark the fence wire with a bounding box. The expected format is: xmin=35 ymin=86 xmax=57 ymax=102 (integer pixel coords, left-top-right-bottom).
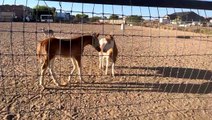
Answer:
xmin=0 ymin=0 xmax=212 ymax=119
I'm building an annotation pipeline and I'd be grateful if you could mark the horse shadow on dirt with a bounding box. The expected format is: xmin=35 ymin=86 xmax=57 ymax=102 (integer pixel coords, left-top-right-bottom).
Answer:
xmin=113 ymin=66 xmax=212 ymax=94
xmin=116 ymin=66 xmax=212 ymax=80
xmin=44 ymin=66 xmax=212 ymax=94
xmin=45 ymin=81 xmax=212 ymax=94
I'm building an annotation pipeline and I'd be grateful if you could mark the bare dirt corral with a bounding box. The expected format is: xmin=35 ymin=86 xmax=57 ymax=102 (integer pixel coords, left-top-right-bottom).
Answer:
xmin=0 ymin=22 xmax=212 ymax=120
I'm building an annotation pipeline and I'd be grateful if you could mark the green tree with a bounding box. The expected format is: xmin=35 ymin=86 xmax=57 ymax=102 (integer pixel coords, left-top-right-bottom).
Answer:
xmin=109 ymin=14 xmax=119 ymax=20
xmin=90 ymin=16 xmax=101 ymax=22
xmin=74 ymin=14 xmax=89 ymax=23
xmin=126 ymin=15 xmax=143 ymax=25
xmin=32 ymin=5 xmax=56 ymax=21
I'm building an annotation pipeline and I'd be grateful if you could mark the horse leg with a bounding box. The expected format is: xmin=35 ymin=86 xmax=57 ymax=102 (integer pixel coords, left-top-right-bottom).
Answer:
xmin=48 ymin=57 xmax=61 ymax=86
xmin=68 ymin=58 xmax=77 ymax=82
xmin=102 ymin=56 xmax=105 ymax=69
xmin=39 ymin=59 xmax=49 ymax=88
xmin=75 ymin=56 xmax=83 ymax=81
xmin=105 ymin=56 xmax=109 ymax=75
xmin=111 ymin=62 xmax=115 ymax=77
xmin=99 ymin=52 xmax=102 ymax=69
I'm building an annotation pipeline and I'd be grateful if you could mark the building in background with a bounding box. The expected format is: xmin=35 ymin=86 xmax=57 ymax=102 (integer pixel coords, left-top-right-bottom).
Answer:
xmin=0 ymin=5 xmax=33 ymax=22
xmin=55 ymin=11 xmax=72 ymax=22
xmin=167 ymin=11 xmax=205 ymax=24
xmin=159 ymin=15 xmax=171 ymax=24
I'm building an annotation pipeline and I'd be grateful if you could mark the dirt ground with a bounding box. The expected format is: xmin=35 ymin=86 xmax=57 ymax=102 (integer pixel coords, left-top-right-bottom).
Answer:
xmin=0 ymin=22 xmax=212 ymax=120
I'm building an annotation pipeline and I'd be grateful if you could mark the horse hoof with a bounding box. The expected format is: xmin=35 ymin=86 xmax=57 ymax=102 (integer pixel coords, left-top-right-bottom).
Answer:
xmin=60 ymin=82 xmax=69 ymax=87
xmin=40 ymin=85 xmax=46 ymax=91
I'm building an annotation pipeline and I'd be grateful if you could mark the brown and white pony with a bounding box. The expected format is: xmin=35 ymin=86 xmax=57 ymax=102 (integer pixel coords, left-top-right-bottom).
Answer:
xmin=37 ymin=33 xmax=101 ymax=88
xmin=99 ymin=35 xmax=118 ymax=77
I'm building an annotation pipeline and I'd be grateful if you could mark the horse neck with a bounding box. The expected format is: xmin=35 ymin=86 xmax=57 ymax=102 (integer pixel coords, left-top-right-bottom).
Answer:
xmin=82 ymin=35 xmax=93 ymax=47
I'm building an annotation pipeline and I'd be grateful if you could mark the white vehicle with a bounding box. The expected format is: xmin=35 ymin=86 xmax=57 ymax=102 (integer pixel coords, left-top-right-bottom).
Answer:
xmin=40 ymin=14 xmax=53 ymax=22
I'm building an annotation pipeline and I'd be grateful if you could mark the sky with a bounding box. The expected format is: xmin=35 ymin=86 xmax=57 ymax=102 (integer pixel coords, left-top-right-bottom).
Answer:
xmin=1 ymin=0 xmax=212 ymax=18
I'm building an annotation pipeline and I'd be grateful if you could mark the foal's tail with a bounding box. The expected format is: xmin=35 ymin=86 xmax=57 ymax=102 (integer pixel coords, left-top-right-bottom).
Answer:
xmin=36 ymin=41 xmax=47 ymax=63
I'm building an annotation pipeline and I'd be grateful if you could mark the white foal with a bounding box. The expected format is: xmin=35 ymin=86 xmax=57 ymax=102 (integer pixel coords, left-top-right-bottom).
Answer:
xmin=99 ymin=35 xmax=118 ymax=77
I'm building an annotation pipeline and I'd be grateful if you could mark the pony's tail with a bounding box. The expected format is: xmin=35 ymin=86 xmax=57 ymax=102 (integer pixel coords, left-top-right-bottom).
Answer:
xmin=36 ymin=41 xmax=46 ymax=63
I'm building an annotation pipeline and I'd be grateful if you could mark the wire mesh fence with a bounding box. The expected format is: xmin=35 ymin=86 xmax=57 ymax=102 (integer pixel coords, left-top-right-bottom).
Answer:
xmin=0 ymin=0 xmax=212 ymax=119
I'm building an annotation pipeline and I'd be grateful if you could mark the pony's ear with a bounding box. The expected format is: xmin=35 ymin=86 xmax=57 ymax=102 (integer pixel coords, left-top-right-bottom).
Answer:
xmin=105 ymin=34 xmax=113 ymax=40
xmin=96 ymin=33 xmax=100 ymax=37
xmin=109 ymin=34 xmax=114 ymax=39
xmin=109 ymin=32 xmax=115 ymax=39
xmin=92 ymin=32 xmax=99 ymax=37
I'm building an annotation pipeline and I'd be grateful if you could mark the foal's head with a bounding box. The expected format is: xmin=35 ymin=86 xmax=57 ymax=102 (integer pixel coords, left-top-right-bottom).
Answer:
xmin=105 ymin=34 xmax=114 ymax=43
xmin=91 ymin=33 xmax=101 ymax=52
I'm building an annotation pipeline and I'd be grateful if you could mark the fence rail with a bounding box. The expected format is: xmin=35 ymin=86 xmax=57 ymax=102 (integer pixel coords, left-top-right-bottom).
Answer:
xmin=1 ymin=0 xmax=212 ymax=119
xmin=46 ymin=0 xmax=212 ymax=10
